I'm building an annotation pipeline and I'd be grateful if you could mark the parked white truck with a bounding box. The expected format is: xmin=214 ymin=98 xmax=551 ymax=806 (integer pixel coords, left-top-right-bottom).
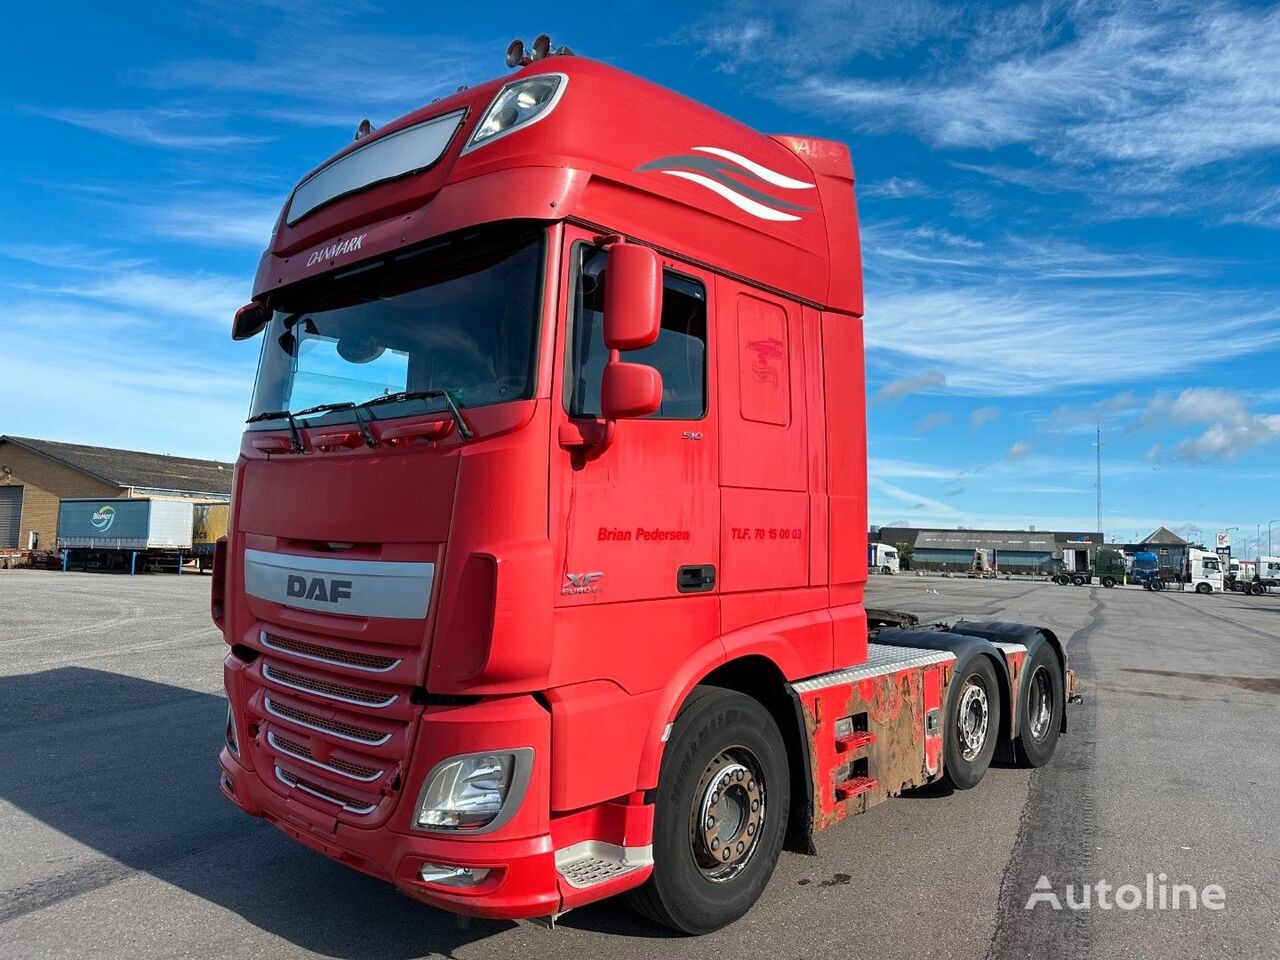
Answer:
xmin=1237 ymin=556 xmax=1280 ymax=596
xmin=868 ymin=542 xmax=900 ymax=574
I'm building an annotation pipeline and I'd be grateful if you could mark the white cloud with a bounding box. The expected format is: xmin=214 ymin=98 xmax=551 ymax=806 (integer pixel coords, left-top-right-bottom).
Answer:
xmin=865 ymin=284 xmax=1280 ymax=394
xmin=29 ymin=106 xmax=271 ymax=150
xmin=1137 ymin=388 xmax=1280 ymax=462
xmin=787 ymin=4 xmax=1280 ymax=173
xmin=21 ymin=269 xmax=244 ymax=328
xmin=859 ymin=176 xmax=931 ymax=199
xmin=1005 ymin=441 xmax=1034 ymax=462
xmin=914 ymin=411 xmax=952 ymax=433
xmin=970 ymin=406 xmax=1000 ymax=429
xmin=872 ymin=369 xmax=945 ymax=404
xmin=142 ymin=195 xmax=279 ymax=248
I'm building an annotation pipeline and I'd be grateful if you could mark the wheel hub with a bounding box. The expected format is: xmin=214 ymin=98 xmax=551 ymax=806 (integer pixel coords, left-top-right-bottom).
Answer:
xmin=957 ymin=679 xmax=990 ymax=761
xmin=1028 ymin=665 xmax=1052 ymax=741
xmin=690 ymin=750 xmax=764 ymax=882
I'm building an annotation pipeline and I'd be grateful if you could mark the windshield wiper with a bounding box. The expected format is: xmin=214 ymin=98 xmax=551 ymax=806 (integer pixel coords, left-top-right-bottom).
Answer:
xmin=294 ymin=402 xmax=378 ymax=448
xmin=245 ymin=409 xmax=304 ymax=452
xmin=357 ymin=390 xmax=474 ymax=440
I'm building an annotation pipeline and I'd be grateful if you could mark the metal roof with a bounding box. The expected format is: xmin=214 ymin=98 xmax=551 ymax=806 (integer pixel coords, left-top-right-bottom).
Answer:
xmin=1 ymin=436 xmax=233 ymax=497
xmin=1141 ymin=526 xmax=1188 ymax=545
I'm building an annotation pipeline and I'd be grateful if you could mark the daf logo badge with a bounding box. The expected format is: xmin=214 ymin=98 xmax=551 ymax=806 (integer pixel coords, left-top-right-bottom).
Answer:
xmin=562 ymin=572 xmax=603 ymax=595
xmin=286 ymin=575 xmax=353 ymax=604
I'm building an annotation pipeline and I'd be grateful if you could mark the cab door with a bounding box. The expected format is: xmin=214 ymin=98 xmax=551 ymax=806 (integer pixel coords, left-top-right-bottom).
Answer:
xmin=548 ymin=227 xmax=719 ymax=690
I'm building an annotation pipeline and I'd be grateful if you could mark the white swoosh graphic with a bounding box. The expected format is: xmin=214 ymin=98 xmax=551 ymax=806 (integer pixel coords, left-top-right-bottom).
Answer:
xmin=660 ymin=171 xmax=801 ymax=222
xmin=692 ymin=146 xmax=815 ymax=190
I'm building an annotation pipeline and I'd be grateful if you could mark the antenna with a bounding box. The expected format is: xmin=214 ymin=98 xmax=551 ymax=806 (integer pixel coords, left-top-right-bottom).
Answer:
xmin=1093 ymin=420 xmax=1104 ymax=540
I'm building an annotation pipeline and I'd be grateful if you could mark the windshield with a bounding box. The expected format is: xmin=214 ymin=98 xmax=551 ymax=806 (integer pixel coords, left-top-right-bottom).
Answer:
xmin=249 ymin=224 xmax=544 ymax=425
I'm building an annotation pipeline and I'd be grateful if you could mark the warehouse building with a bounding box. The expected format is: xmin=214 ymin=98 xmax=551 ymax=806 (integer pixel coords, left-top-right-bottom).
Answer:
xmin=872 ymin=526 xmax=1104 ymax=574
xmin=0 ymin=436 xmax=232 ymax=551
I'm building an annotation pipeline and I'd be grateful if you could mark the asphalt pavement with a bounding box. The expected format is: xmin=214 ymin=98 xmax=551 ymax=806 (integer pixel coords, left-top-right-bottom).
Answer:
xmin=1 ymin=570 xmax=1276 ymax=959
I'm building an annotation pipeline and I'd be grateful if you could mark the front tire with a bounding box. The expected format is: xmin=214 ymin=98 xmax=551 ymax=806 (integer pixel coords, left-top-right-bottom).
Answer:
xmin=1195 ymin=582 xmax=1212 ymax=594
xmin=626 ymin=686 xmax=789 ymax=934
xmin=1101 ymin=576 xmax=1116 ymax=588
xmin=943 ymin=655 xmax=1002 ymax=790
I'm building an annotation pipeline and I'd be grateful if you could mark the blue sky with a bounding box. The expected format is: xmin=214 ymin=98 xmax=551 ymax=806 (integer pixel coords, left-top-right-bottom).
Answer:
xmin=3 ymin=1 xmax=1279 ymax=553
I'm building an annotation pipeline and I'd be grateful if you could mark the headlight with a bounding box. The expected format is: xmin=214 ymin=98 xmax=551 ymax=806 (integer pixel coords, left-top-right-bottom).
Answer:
xmin=415 ymin=749 xmax=533 ymax=832
xmin=463 ymin=74 xmax=566 ymax=153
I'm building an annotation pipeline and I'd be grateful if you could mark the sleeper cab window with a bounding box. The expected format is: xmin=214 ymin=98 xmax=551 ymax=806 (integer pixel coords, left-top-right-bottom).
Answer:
xmin=567 ymin=244 xmax=707 ymax=420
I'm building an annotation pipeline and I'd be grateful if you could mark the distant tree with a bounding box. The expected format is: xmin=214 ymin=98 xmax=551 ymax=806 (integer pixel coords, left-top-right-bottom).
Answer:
xmin=895 ymin=542 xmax=913 ymax=571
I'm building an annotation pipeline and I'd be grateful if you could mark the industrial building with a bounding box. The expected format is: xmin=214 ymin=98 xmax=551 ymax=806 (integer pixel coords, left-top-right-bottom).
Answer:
xmin=872 ymin=526 xmax=1104 ymax=574
xmin=0 ymin=436 xmax=232 ymax=551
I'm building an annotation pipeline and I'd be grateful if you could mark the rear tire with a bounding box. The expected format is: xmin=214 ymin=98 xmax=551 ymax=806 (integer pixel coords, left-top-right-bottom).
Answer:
xmin=625 ymin=686 xmax=789 ymax=935
xmin=943 ymin=655 xmax=1001 ymax=790
xmin=1071 ymin=575 xmax=1087 ymax=587
xmin=1014 ymin=640 xmax=1063 ymax=767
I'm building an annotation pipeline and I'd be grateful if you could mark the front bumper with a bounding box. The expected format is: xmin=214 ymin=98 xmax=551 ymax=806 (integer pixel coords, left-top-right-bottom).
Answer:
xmin=220 ymin=746 xmax=562 ymax=919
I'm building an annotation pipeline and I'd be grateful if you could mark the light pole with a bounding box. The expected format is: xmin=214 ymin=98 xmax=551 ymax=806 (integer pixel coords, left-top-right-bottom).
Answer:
xmin=1270 ymin=520 xmax=1279 ymax=556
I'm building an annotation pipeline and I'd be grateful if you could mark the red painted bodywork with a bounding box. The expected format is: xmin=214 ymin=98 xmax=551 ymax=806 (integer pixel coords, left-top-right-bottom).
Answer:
xmin=218 ymin=54 xmax=871 ymax=919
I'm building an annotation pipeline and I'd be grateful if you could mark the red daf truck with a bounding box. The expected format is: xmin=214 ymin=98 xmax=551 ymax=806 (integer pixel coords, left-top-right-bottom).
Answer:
xmin=215 ymin=37 xmax=1073 ymax=934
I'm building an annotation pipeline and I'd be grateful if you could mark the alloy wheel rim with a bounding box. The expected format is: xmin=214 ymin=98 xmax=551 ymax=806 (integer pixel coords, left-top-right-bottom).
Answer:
xmin=957 ymin=678 xmax=990 ymax=761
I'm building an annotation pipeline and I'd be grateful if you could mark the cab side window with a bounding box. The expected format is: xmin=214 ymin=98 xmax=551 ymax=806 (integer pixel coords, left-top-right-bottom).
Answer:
xmin=567 ymin=244 xmax=707 ymax=420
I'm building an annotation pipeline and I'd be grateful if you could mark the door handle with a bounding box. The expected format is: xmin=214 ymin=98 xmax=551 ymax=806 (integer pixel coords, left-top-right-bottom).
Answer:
xmin=677 ymin=564 xmax=716 ymax=593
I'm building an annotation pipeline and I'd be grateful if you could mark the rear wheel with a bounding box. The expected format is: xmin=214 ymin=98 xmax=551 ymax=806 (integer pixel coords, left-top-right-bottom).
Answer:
xmin=1014 ymin=640 xmax=1063 ymax=767
xmin=1071 ymin=574 xmax=1087 ymax=586
xmin=626 ymin=687 xmax=789 ymax=934
xmin=943 ymin=655 xmax=1001 ymax=790
xmin=1152 ymin=579 xmax=1165 ymax=592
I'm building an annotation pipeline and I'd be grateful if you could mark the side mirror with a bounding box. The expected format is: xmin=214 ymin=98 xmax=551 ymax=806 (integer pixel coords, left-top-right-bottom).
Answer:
xmin=602 ymin=360 xmax=662 ymax=419
xmin=603 ymin=241 xmax=661 ymax=350
xmin=232 ymin=302 xmax=270 ymax=341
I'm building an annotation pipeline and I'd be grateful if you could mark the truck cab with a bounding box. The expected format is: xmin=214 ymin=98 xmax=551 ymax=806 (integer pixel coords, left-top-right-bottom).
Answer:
xmin=215 ymin=41 xmax=1070 ymax=933
xmin=868 ymin=542 xmax=899 ymax=574
xmin=1187 ymin=548 xmax=1223 ymax=594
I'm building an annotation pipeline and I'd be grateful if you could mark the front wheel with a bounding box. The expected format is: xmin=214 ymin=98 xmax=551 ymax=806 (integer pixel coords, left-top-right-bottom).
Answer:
xmin=881 ymin=565 xmax=892 ymax=575
xmin=626 ymin=687 xmax=789 ymax=934
xmin=1101 ymin=576 xmax=1116 ymax=589
xmin=1195 ymin=582 xmax=1212 ymax=594
xmin=1248 ymin=582 xmax=1264 ymax=596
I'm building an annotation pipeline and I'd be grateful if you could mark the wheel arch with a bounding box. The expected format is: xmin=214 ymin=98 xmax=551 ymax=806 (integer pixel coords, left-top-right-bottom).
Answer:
xmin=639 ymin=653 xmax=815 ymax=855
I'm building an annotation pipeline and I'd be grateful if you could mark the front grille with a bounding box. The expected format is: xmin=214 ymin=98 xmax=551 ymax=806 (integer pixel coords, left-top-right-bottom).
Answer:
xmin=261 ymin=631 xmax=400 ymax=673
xmin=264 ymin=697 xmax=391 ymax=746
xmin=262 ymin=664 xmax=397 ymax=708
xmin=275 ymin=767 xmax=378 ymax=814
xmin=268 ymin=731 xmax=382 ymax=782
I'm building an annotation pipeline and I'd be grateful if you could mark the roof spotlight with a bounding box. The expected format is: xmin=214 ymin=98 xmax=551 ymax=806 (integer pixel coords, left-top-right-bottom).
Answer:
xmin=531 ymin=34 xmax=552 ymax=61
xmin=353 ymin=118 xmax=374 ymax=141
xmin=505 ymin=38 xmax=526 ymax=68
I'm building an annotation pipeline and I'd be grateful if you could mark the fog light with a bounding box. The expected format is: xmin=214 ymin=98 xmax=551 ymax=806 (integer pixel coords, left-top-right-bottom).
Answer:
xmin=419 ymin=862 xmax=491 ymax=887
xmin=415 ymin=748 xmax=533 ymax=832
xmin=226 ymin=703 xmax=240 ymax=756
